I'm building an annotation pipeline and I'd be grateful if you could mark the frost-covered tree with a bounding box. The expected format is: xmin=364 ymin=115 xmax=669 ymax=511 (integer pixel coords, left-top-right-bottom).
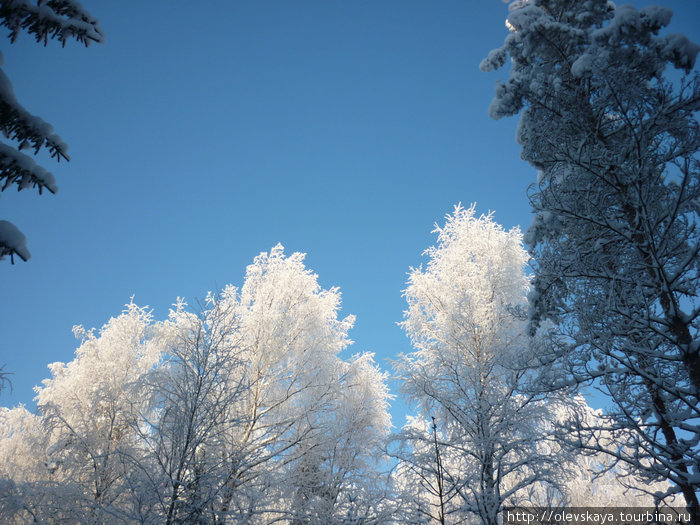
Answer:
xmin=0 ymin=303 xmax=161 ymax=523
xmin=392 ymin=404 xmax=663 ymax=524
xmin=226 ymin=245 xmax=392 ymax=524
xmin=37 ymin=303 xmax=161 ymax=523
xmin=110 ymin=245 xmax=392 ymax=523
xmin=552 ymin=397 xmax=671 ymax=509
xmin=0 ymin=0 xmax=103 ymax=262
xmin=0 ymin=404 xmax=54 ymax=523
xmin=287 ymin=352 xmax=394 ymax=525
xmin=395 ymin=205 xmax=566 ymax=525
xmin=126 ymin=292 xmax=251 ymax=524
xmin=481 ymin=0 xmax=700 ymax=516
xmin=0 ymin=244 xmax=393 ymax=523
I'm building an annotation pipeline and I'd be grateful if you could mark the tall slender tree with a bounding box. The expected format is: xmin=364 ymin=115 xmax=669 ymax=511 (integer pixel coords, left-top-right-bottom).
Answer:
xmin=395 ymin=205 xmax=566 ymax=525
xmin=482 ymin=0 xmax=700 ymax=516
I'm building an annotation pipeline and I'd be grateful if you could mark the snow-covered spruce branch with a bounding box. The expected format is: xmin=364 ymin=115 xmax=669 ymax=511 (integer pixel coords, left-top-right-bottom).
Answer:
xmin=0 ymin=0 xmax=102 ymax=262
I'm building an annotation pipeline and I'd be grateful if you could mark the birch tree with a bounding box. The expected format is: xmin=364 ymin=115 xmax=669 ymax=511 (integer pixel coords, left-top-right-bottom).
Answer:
xmin=103 ymin=245 xmax=391 ymax=523
xmin=0 ymin=303 xmax=161 ymax=523
xmin=0 ymin=245 xmax=393 ymax=522
xmin=395 ymin=205 xmax=566 ymax=525
xmin=287 ymin=352 xmax=393 ymax=525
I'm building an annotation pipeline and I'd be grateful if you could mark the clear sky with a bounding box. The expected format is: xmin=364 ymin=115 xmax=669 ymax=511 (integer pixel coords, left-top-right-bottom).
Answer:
xmin=1 ymin=1 xmax=698 ymax=424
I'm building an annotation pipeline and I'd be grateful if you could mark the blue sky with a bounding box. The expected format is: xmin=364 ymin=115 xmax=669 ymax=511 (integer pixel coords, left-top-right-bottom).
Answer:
xmin=1 ymin=1 xmax=698 ymax=424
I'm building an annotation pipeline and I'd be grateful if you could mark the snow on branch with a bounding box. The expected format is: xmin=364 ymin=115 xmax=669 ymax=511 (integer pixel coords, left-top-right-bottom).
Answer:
xmin=0 ymin=220 xmax=30 ymax=262
xmin=0 ymin=2 xmax=103 ymax=263
xmin=0 ymin=0 xmax=104 ymax=46
xmin=0 ymin=65 xmax=69 ymax=163
xmin=0 ymin=142 xmax=58 ymax=194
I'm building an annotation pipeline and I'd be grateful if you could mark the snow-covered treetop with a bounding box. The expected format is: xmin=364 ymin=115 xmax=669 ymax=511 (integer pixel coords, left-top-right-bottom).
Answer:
xmin=480 ymin=0 xmax=699 ymax=120
xmin=401 ymin=204 xmax=530 ymax=355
